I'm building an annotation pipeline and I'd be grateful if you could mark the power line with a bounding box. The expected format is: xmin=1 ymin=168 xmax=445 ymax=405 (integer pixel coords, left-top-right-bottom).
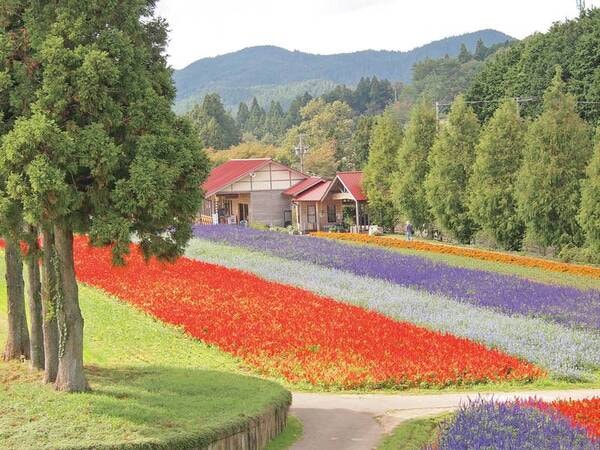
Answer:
xmin=434 ymin=96 xmax=600 ymax=126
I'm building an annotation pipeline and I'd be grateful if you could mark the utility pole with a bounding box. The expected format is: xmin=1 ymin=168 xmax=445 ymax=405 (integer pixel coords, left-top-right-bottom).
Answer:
xmin=515 ymin=96 xmax=520 ymax=118
xmin=294 ymin=134 xmax=310 ymax=173
xmin=435 ymin=101 xmax=440 ymax=130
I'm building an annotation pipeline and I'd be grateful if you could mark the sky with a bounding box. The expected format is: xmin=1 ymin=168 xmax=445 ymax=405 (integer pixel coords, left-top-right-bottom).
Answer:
xmin=155 ymin=0 xmax=600 ymax=70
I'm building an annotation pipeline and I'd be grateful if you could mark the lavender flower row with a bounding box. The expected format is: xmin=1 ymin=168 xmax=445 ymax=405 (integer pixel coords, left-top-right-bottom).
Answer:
xmin=187 ymin=239 xmax=600 ymax=379
xmin=433 ymin=399 xmax=596 ymax=450
xmin=192 ymin=225 xmax=600 ymax=330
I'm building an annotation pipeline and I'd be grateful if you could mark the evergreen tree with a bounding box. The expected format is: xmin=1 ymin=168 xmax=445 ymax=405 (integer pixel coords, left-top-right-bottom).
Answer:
xmin=1 ymin=0 xmax=209 ymax=392
xmin=393 ymin=100 xmax=437 ymax=231
xmin=468 ymin=99 xmax=526 ymax=250
xmin=425 ymin=95 xmax=480 ymax=243
xmin=578 ymin=128 xmax=600 ymax=256
xmin=458 ymin=43 xmax=472 ymax=63
xmin=474 ymin=38 xmax=488 ymax=60
xmin=236 ymin=102 xmax=250 ymax=130
xmin=364 ymin=111 xmax=403 ymax=229
xmin=246 ymin=97 xmax=266 ymax=138
xmin=0 ymin=0 xmax=38 ymax=365
xmin=188 ymin=93 xmax=241 ymax=149
xmin=350 ymin=116 xmax=375 ymax=169
xmin=285 ymin=92 xmax=312 ymax=129
xmin=517 ymin=69 xmax=592 ymax=249
xmin=264 ymin=100 xmax=286 ymax=139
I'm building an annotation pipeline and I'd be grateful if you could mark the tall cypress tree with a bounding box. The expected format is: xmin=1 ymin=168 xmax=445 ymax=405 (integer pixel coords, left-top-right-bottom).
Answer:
xmin=236 ymin=102 xmax=250 ymax=130
xmin=363 ymin=110 xmax=403 ymax=229
xmin=425 ymin=95 xmax=480 ymax=243
xmin=393 ymin=100 xmax=437 ymax=232
xmin=517 ymin=68 xmax=592 ymax=249
xmin=578 ymin=128 xmax=600 ymax=257
xmin=2 ymin=0 xmax=209 ymax=392
xmin=468 ymin=99 xmax=526 ymax=250
xmin=0 ymin=0 xmax=40 ymax=364
xmin=246 ymin=97 xmax=266 ymax=138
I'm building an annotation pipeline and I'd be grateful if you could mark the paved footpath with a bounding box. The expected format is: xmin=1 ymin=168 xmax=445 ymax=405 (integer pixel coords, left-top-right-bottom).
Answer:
xmin=290 ymin=389 xmax=600 ymax=450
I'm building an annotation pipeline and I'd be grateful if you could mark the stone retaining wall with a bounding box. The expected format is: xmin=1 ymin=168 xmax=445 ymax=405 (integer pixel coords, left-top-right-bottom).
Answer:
xmin=206 ymin=400 xmax=290 ymax=450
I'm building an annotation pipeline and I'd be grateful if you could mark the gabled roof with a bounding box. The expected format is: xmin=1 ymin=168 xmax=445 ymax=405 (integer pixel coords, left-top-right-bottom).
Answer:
xmin=336 ymin=171 xmax=366 ymax=201
xmin=283 ymin=176 xmax=325 ymax=197
xmin=203 ymin=158 xmax=271 ymax=197
xmin=294 ymin=181 xmax=332 ymax=202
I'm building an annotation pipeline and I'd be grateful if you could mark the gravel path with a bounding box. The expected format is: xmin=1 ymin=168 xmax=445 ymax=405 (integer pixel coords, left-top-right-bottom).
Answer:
xmin=290 ymin=389 xmax=600 ymax=450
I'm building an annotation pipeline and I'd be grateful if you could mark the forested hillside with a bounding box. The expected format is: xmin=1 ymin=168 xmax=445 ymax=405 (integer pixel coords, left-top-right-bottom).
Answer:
xmin=467 ymin=9 xmax=600 ymax=124
xmin=174 ymin=29 xmax=513 ymax=112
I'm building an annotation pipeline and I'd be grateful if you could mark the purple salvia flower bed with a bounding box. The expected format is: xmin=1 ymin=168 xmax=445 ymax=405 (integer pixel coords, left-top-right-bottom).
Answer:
xmin=433 ymin=399 xmax=597 ymax=450
xmin=192 ymin=225 xmax=600 ymax=330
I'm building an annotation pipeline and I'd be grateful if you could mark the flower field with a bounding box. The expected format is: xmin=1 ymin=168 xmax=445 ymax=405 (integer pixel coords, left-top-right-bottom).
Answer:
xmin=433 ymin=398 xmax=600 ymax=449
xmin=72 ymin=237 xmax=542 ymax=389
xmin=313 ymin=231 xmax=600 ymax=279
xmin=186 ymin=239 xmax=600 ymax=380
xmin=192 ymin=226 xmax=600 ymax=330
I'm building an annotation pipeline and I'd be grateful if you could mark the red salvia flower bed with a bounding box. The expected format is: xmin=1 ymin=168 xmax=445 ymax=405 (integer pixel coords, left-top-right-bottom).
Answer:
xmin=532 ymin=397 xmax=600 ymax=440
xmin=70 ymin=237 xmax=543 ymax=389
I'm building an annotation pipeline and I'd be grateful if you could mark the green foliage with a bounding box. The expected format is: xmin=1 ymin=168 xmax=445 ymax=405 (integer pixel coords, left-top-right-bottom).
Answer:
xmin=264 ymin=100 xmax=287 ymax=141
xmin=283 ymin=98 xmax=354 ymax=171
xmin=578 ymin=128 xmax=600 ymax=256
xmin=364 ymin=111 xmax=403 ymax=229
xmin=393 ymin=100 xmax=437 ymax=230
xmin=188 ymin=93 xmax=241 ymax=149
xmin=425 ymin=95 xmax=480 ymax=243
xmin=284 ymin=92 xmax=313 ymax=129
xmin=467 ymin=9 xmax=600 ymax=123
xmin=304 ymin=141 xmax=337 ymax=177
xmin=516 ymin=69 xmax=593 ymax=249
xmin=236 ymin=102 xmax=250 ymax=130
xmin=350 ymin=115 xmax=375 ymax=169
xmin=1 ymin=0 xmax=210 ymax=264
xmin=245 ymin=97 xmax=266 ymax=138
xmin=324 ymin=76 xmax=395 ymax=115
xmin=468 ymin=99 xmax=526 ymax=250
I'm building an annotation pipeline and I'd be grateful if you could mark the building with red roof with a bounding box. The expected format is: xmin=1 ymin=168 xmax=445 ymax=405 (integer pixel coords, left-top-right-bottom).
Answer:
xmin=201 ymin=158 xmax=307 ymax=226
xmin=200 ymin=159 xmax=368 ymax=232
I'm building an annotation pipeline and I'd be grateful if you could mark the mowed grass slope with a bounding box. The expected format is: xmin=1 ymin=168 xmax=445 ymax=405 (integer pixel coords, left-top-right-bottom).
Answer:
xmin=0 ymin=254 xmax=290 ymax=450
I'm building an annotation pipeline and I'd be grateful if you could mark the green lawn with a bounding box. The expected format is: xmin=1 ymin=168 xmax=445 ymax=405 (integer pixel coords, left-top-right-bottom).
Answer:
xmin=264 ymin=416 xmax=303 ymax=450
xmin=0 ymin=255 xmax=291 ymax=450
xmin=377 ymin=414 xmax=450 ymax=450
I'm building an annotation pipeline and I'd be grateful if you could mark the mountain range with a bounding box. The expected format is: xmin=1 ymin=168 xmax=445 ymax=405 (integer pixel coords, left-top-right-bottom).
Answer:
xmin=174 ymin=29 xmax=514 ymax=113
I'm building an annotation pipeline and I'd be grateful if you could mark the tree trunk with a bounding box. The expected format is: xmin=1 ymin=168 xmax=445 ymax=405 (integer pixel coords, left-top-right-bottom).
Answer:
xmin=53 ymin=224 xmax=89 ymax=392
xmin=3 ymin=238 xmax=30 ymax=361
xmin=41 ymin=228 xmax=59 ymax=383
xmin=26 ymin=243 xmax=44 ymax=370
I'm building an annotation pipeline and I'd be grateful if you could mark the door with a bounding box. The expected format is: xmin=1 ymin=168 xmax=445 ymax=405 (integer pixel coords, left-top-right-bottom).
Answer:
xmin=239 ymin=203 xmax=249 ymax=222
xmin=307 ymin=204 xmax=317 ymax=231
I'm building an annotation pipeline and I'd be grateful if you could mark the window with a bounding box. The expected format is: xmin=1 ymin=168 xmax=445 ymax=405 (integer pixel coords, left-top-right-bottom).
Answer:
xmin=307 ymin=205 xmax=316 ymax=224
xmin=327 ymin=204 xmax=336 ymax=223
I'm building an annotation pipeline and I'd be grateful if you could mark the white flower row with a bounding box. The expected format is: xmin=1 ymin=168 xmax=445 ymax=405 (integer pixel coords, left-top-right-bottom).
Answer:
xmin=187 ymin=239 xmax=600 ymax=380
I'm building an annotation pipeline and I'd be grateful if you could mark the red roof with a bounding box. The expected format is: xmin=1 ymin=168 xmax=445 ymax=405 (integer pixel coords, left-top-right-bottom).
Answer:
xmin=294 ymin=181 xmax=332 ymax=202
xmin=203 ymin=159 xmax=272 ymax=197
xmin=336 ymin=172 xmax=366 ymax=201
xmin=283 ymin=177 xmax=325 ymax=197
